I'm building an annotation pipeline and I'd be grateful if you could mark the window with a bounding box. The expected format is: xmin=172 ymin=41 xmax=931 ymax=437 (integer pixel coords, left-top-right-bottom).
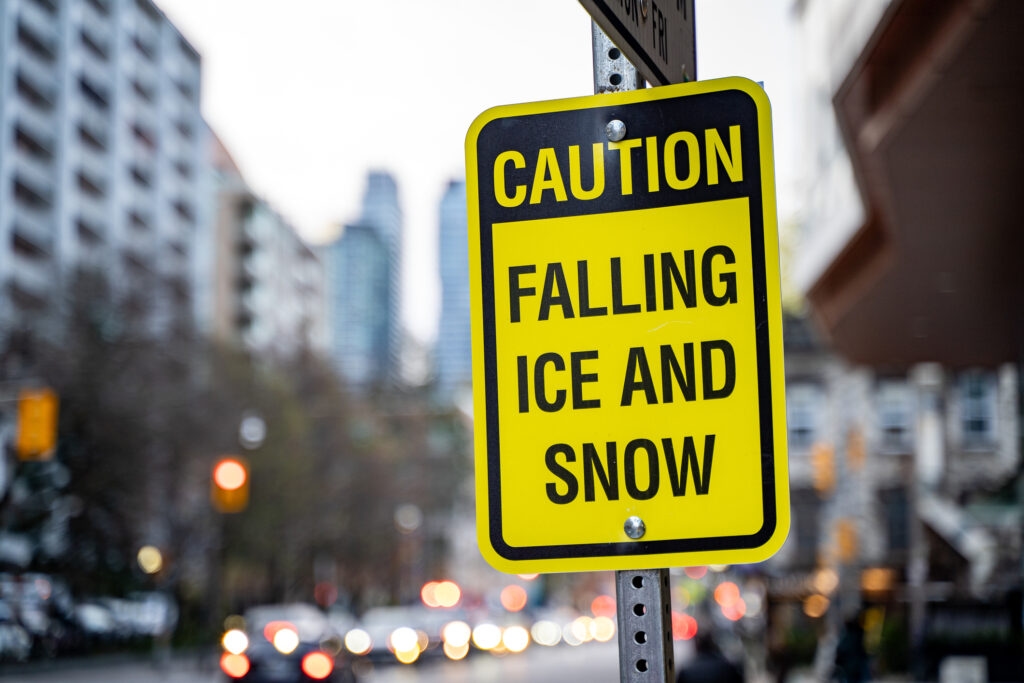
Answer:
xmin=787 ymin=383 xmax=823 ymax=451
xmin=80 ymin=30 xmax=109 ymax=61
xmin=877 ymin=379 xmax=913 ymax=452
xmin=77 ymin=172 xmax=105 ymax=198
xmin=78 ymin=76 xmax=109 ymax=110
xmin=16 ymin=74 xmax=54 ymax=111
xmin=17 ymin=23 xmax=57 ymax=62
xmin=14 ymin=126 xmax=52 ymax=161
xmin=791 ymin=490 xmax=821 ymax=567
xmin=880 ymin=488 xmax=909 ymax=556
xmin=77 ymin=124 xmax=107 ymax=152
xmin=959 ymin=371 xmax=997 ymax=447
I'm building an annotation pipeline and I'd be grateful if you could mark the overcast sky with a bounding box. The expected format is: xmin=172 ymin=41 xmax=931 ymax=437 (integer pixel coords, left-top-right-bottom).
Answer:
xmin=155 ymin=0 xmax=799 ymax=342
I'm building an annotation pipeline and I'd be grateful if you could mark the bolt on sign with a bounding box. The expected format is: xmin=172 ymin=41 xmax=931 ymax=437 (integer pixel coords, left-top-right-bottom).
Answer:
xmin=466 ymin=78 xmax=789 ymax=573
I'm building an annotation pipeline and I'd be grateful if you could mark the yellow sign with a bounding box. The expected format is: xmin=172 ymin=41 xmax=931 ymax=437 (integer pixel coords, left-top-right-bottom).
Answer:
xmin=466 ymin=77 xmax=789 ymax=573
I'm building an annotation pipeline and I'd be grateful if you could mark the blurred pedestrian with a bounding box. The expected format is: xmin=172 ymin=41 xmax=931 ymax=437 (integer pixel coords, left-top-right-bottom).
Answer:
xmin=677 ymin=632 xmax=744 ymax=683
xmin=833 ymin=616 xmax=870 ymax=683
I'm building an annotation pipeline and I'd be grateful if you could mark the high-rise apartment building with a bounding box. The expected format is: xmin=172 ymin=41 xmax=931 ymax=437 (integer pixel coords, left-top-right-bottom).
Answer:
xmin=0 ymin=0 xmax=205 ymax=336
xmin=208 ymin=132 xmax=326 ymax=358
xmin=324 ymin=171 xmax=403 ymax=390
xmin=433 ymin=180 xmax=470 ymax=404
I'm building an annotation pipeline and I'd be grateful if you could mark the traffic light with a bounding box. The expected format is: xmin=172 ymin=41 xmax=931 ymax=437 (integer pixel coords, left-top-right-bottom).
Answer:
xmin=211 ymin=456 xmax=249 ymax=513
xmin=16 ymin=387 xmax=59 ymax=461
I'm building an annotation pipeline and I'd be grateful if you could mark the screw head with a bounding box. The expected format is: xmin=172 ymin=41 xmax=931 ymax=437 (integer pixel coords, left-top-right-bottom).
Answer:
xmin=624 ymin=516 xmax=646 ymax=539
xmin=606 ymin=119 xmax=627 ymax=142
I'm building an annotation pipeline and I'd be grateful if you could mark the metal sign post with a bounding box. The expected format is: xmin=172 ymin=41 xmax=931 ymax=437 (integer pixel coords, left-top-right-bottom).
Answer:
xmin=592 ymin=23 xmax=675 ymax=683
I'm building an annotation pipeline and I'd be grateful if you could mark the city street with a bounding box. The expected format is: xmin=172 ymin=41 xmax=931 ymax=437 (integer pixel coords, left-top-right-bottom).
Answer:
xmin=0 ymin=641 xmax=621 ymax=683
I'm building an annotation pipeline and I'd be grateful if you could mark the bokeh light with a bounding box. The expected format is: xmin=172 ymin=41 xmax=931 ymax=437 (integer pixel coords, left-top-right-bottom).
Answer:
xmin=222 ymin=628 xmax=249 ymax=655
xmin=220 ymin=653 xmax=250 ymax=678
xmin=344 ymin=628 xmax=372 ymax=656
xmin=300 ymin=652 xmax=334 ymax=680
xmin=472 ymin=623 xmax=503 ymax=650
xmin=273 ymin=627 xmax=300 ymax=655
xmin=442 ymin=620 xmax=472 ymax=647
xmin=672 ymin=612 xmax=698 ymax=641
xmin=137 ymin=545 xmax=163 ymax=574
xmin=500 ymin=584 xmax=528 ymax=612
xmin=502 ymin=625 xmax=530 ymax=653
xmin=591 ymin=594 xmax=616 ymax=618
xmin=803 ymin=594 xmax=830 ymax=618
xmin=684 ymin=566 xmax=708 ymax=579
xmin=530 ymin=620 xmax=562 ymax=646
xmin=589 ymin=615 xmax=616 ymax=642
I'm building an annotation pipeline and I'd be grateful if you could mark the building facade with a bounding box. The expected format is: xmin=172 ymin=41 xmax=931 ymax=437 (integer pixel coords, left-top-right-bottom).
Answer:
xmin=208 ymin=131 xmax=326 ymax=358
xmin=0 ymin=0 xmax=205 ymax=337
xmin=324 ymin=171 xmax=403 ymax=391
xmin=786 ymin=0 xmax=1024 ymax=678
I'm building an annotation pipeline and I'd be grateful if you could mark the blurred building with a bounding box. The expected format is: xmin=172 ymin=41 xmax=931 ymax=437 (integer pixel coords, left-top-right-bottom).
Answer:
xmin=207 ymin=130 xmax=327 ymax=357
xmin=433 ymin=180 xmax=471 ymax=405
xmin=323 ymin=171 xmax=403 ymax=391
xmin=788 ymin=0 xmax=1024 ymax=678
xmin=0 ymin=0 xmax=206 ymax=336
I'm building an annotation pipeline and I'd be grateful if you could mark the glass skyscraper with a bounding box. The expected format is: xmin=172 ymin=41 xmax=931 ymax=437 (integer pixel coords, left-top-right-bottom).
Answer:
xmin=433 ymin=180 xmax=470 ymax=404
xmin=325 ymin=171 xmax=402 ymax=390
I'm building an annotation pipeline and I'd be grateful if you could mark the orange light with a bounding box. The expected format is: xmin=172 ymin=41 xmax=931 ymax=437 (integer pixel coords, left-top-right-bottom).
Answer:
xmin=683 ymin=566 xmax=707 ymax=579
xmin=220 ymin=652 xmax=250 ymax=678
xmin=713 ymin=582 xmax=740 ymax=607
xmin=212 ymin=457 xmax=250 ymax=513
xmin=434 ymin=581 xmax=461 ymax=608
xmin=500 ymin=584 xmax=528 ymax=612
xmin=671 ymin=612 xmax=698 ymax=641
xmin=421 ymin=581 xmax=439 ymax=607
xmin=721 ymin=599 xmax=747 ymax=621
xmin=803 ymin=594 xmax=830 ymax=618
xmin=301 ymin=652 xmax=334 ymax=680
xmin=214 ymin=459 xmax=248 ymax=490
xmin=591 ymin=594 xmax=616 ymax=618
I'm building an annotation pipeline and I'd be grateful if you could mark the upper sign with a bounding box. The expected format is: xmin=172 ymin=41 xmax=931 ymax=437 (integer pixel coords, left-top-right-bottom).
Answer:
xmin=580 ymin=0 xmax=696 ymax=86
xmin=466 ymin=78 xmax=789 ymax=574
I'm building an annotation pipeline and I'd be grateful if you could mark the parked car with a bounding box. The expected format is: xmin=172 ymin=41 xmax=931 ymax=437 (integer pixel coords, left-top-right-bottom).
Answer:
xmin=219 ymin=603 xmax=355 ymax=683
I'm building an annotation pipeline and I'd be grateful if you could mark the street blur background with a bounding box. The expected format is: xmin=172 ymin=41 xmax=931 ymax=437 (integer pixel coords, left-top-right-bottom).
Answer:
xmin=0 ymin=0 xmax=1021 ymax=682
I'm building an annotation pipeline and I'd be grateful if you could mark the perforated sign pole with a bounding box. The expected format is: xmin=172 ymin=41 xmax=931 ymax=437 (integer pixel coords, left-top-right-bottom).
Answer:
xmin=592 ymin=22 xmax=675 ymax=683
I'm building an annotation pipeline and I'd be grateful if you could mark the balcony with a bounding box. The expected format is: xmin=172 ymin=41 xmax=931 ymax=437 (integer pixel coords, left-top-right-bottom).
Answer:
xmin=16 ymin=50 xmax=59 ymax=99
xmin=12 ymin=149 xmax=54 ymax=198
xmin=9 ymin=253 xmax=54 ymax=300
xmin=10 ymin=100 xmax=54 ymax=152
xmin=122 ymin=228 xmax=154 ymax=264
xmin=77 ymin=98 xmax=111 ymax=144
xmin=79 ymin=1 xmax=113 ymax=52
xmin=77 ymin=147 xmax=110 ymax=190
xmin=18 ymin=1 xmax=59 ymax=49
xmin=76 ymin=192 xmax=110 ymax=235
xmin=9 ymin=203 xmax=54 ymax=254
xmin=75 ymin=45 xmax=113 ymax=92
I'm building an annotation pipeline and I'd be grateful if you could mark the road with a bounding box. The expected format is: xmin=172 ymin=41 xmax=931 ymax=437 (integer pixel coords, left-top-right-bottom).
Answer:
xmin=0 ymin=641 xmax=621 ymax=683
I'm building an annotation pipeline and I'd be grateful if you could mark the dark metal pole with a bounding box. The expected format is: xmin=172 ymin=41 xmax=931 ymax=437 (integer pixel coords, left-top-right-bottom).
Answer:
xmin=616 ymin=568 xmax=676 ymax=682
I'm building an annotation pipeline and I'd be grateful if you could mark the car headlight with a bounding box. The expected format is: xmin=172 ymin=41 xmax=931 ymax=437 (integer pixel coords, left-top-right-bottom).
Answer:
xmin=222 ymin=629 xmax=249 ymax=655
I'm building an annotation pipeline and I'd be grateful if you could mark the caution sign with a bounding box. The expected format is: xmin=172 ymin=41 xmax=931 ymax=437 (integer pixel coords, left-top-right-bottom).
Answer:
xmin=466 ymin=77 xmax=789 ymax=573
